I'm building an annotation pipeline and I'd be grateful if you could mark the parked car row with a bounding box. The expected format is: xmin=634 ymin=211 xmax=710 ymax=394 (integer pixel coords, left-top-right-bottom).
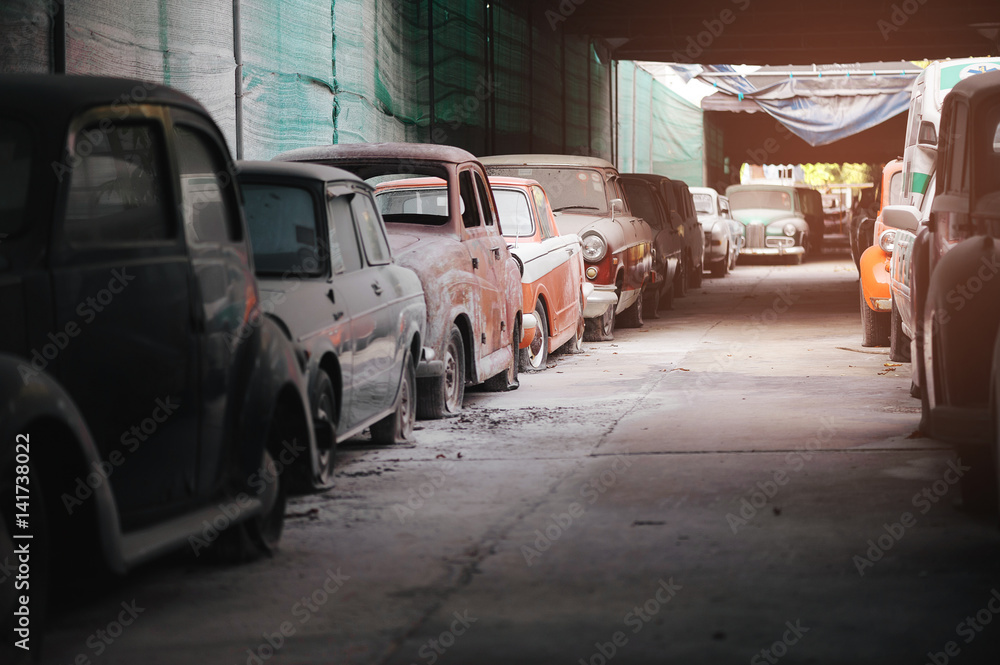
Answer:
xmin=0 ymin=74 xmax=747 ymax=660
xmin=859 ymin=61 xmax=1000 ymax=515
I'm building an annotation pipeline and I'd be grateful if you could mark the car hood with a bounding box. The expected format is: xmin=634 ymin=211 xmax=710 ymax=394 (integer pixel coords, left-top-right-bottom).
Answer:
xmin=553 ymin=212 xmax=626 ymax=246
xmin=730 ymin=208 xmax=801 ymax=226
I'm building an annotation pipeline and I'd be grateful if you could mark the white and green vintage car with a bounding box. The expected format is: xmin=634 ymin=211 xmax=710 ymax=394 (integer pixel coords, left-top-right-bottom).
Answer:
xmin=726 ymin=183 xmax=824 ymax=263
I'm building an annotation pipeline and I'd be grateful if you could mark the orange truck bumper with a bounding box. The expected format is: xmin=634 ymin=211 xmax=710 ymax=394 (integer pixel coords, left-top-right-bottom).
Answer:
xmin=860 ymin=244 xmax=892 ymax=312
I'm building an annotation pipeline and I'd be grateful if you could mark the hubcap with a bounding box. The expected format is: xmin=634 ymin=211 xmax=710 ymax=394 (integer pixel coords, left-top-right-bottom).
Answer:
xmin=444 ymin=342 xmax=461 ymax=411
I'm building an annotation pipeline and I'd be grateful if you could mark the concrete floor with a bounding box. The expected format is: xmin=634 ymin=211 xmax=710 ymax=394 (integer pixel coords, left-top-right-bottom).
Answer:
xmin=43 ymin=247 xmax=1000 ymax=664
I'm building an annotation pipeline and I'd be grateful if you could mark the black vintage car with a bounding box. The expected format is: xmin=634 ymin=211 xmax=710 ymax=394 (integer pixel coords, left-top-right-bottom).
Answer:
xmin=238 ymin=161 xmax=427 ymax=466
xmin=0 ymin=75 xmax=314 ymax=661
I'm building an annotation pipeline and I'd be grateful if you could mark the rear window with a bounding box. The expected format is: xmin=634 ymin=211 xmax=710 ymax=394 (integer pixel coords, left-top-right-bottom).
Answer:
xmin=0 ymin=117 xmax=31 ymax=235
xmin=242 ymin=183 xmax=324 ymax=276
xmin=375 ymin=182 xmax=453 ymax=226
xmin=692 ymin=193 xmax=713 ymax=214
xmin=728 ymin=189 xmax=791 ymax=211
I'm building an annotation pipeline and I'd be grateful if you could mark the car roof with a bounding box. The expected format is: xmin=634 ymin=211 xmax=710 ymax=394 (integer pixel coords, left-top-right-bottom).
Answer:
xmin=276 ymin=142 xmax=478 ymax=165
xmin=688 ymin=186 xmax=718 ymax=195
xmin=487 ymin=176 xmax=543 ymax=189
xmin=0 ymin=74 xmax=208 ymax=124
xmin=480 ymin=154 xmax=617 ymax=170
xmin=236 ymin=159 xmax=367 ymax=186
xmin=622 ymin=173 xmax=676 ymax=185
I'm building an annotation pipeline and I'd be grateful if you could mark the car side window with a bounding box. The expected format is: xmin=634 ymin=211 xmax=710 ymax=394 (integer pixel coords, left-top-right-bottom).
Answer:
xmin=532 ymin=186 xmax=555 ymax=238
xmin=459 ymin=171 xmax=480 ymax=229
xmin=174 ymin=125 xmax=241 ymax=244
xmin=474 ymin=171 xmax=496 ymax=226
xmin=350 ymin=192 xmax=391 ymax=266
xmin=946 ymin=102 xmax=969 ymax=195
xmin=328 ymin=195 xmax=361 ymax=273
xmin=63 ymin=121 xmax=172 ymax=246
xmin=720 ymin=198 xmax=731 ymax=218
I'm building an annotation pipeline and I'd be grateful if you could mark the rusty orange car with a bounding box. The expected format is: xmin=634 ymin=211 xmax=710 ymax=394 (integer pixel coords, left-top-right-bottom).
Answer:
xmin=489 ymin=176 xmax=590 ymax=370
xmin=859 ymin=159 xmax=904 ymax=348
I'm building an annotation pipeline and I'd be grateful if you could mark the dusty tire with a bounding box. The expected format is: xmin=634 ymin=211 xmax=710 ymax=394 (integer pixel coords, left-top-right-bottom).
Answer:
xmin=210 ymin=447 xmax=286 ymax=563
xmin=417 ymin=326 xmax=465 ymax=419
xmin=660 ymin=277 xmax=675 ymax=311
xmin=710 ymin=258 xmax=726 ymax=278
xmin=484 ymin=319 xmax=520 ymax=391
xmin=371 ymin=350 xmax=417 ymax=443
xmin=674 ymin=256 xmax=688 ymax=298
xmin=646 ymin=283 xmax=661 ymax=319
xmin=523 ymin=305 xmax=549 ymax=371
xmin=618 ymin=287 xmax=644 ymax=328
xmin=311 ymin=369 xmax=337 ymax=489
xmin=860 ymin=283 xmax=890 ymax=347
xmin=889 ymin=299 xmax=911 ymax=362
xmin=689 ymin=259 xmax=703 ymax=288
xmin=584 ymin=304 xmax=615 ymax=342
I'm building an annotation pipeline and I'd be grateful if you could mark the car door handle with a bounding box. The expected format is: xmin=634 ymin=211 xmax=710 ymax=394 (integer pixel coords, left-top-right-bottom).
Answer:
xmin=371 ymin=282 xmax=383 ymax=296
xmin=565 ymin=247 xmax=575 ymax=255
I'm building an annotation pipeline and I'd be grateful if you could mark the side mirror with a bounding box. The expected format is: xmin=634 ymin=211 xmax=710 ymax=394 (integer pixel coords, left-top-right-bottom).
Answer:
xmin=610 ymin=198 xmax=625 ymax=214
xmin=881 ymin=204 xmax=923 ymax=233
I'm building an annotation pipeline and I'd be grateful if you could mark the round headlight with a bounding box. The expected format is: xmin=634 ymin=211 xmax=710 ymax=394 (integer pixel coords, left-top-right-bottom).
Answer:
xmin=879 ymin=229 xmax=896 ymax=254
xmin=783 ymin=223 xmax=796 ymax=237
xmin=581 ymin=233 xmax=607 ymax=262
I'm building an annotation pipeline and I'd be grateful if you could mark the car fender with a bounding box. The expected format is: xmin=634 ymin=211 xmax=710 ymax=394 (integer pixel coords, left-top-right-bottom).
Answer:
xmin=922 ymin=236 xmax=1000 ymax=434
xmin=0 ymin=354 xmax=127 ymax=573
xmin=860 ymin=245 xmax=892 ymax=310
xmin=237 ymin=315 xmax=315 ymax=489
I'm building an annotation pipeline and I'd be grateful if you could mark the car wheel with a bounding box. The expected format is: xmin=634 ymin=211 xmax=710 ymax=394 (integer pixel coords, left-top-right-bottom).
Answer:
xmin=618 ymin=286 xmax=644 ymax=328
xmin=646 ymin=283 xmax=661 ymax=319
xmin=418 ymin=325 xmax=465 ymax=419
xmin=485 ymin=318 xmax=520 ymax=391
xmin=1 ymin=448 xmax=48 ymax=664
xmin=311 ymin=369 xmax=337 ymax=489
xmin=710 ymin=258 xmax=726 ymax=278
xmin=674 ymin=256 xmax=688 ymax=298
xmin=372 ymin=350 xmax=416 ymax=443
xmin=889 ymin=299 xmax=911 ymax=362
xmin=570 ymin=315 xmax=586 ymax=352
xmin=584 ymin=304 xmax=615 ymax=342
xmin=660 ymin=276 xmax=675 ymax=311
xmin=523 ymin=305 xmax=549 ymax=371
xmin=212 ymin=445 xmax=287 ymax=562
xmin=689 ymin=258 xmax=703 ymax=288
xmin=860 ymin=283 xmax=890 ymax=347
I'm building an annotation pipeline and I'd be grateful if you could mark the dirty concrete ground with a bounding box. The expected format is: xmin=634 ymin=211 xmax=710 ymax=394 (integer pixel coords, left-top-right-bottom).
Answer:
xmin=42 ymin=246 xmax=1000 ymax=664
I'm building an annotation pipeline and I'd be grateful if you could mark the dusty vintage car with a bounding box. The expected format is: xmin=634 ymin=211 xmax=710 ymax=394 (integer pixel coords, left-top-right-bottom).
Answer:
xmin=690 ymin=186 xmax=741 ymax=277
xmin=898 ymin=70 xmax=1000 ymax=511
xmin=727 ymin=182 xmax=823 ymax=262
xmin=625 ymin=174 xmax=704 ymax=294
xmin=619 ymin=174 xmax=681 ymax=313
xmin=238 ymin=161 xmax=427 ymax=467
xmin=275 ymin=144 xmax=524 ymax=418
xmin=857 ymin=159 xmax=905 ymax=349
xmin=0 ymin=75 xmax=314 ymax=660
xmin=481 ymin=155 xmax=652 ymax=340
xmin=489 ymin=176 xmax=589 ymax=369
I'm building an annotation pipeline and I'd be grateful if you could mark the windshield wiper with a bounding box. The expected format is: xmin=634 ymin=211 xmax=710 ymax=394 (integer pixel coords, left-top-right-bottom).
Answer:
xmin=553 ymin=205 xmax=601 ymax=212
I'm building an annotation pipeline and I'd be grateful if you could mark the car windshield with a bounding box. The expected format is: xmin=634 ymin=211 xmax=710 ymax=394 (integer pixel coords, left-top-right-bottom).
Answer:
xmin=621 ymin=181 xmax=662 ymax=228
xmin=374 ymin=182 xmax=453 ymax=226
xmin=692 ymin=193 xmax=714 ymax=214
xmin=729 ymin=189 xmax=792 ymax=211
xmin=492 ymin=188 xmax=534 ymax=236
xmin=888 ymin=171 xmax=904 ymax=206
xmin=242 ymin=183 xmax=325 ymax=276
xmin=0 ymin=116 xmax=32 ymax=236
xmin=488 ymin=167 xmax=608 ymax=213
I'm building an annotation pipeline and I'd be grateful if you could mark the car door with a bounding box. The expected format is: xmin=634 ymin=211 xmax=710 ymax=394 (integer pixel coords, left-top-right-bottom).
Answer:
xmin=171 ymin=114 xmax=259 ymax=498
xmin=460 ymin=169 xmax=504 ymax=356
xmin=49 ymin=108 xmax=200 ymax=526
xmin=533 ymin=184 xmax=581 ymax=337
xmin=346 ymin=189 xmax=401 ymax=419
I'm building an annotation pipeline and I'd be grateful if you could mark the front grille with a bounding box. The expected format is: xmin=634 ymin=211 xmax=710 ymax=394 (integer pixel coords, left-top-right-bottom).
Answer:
xmin=745 ymin=224 xmax=765 ymax=248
